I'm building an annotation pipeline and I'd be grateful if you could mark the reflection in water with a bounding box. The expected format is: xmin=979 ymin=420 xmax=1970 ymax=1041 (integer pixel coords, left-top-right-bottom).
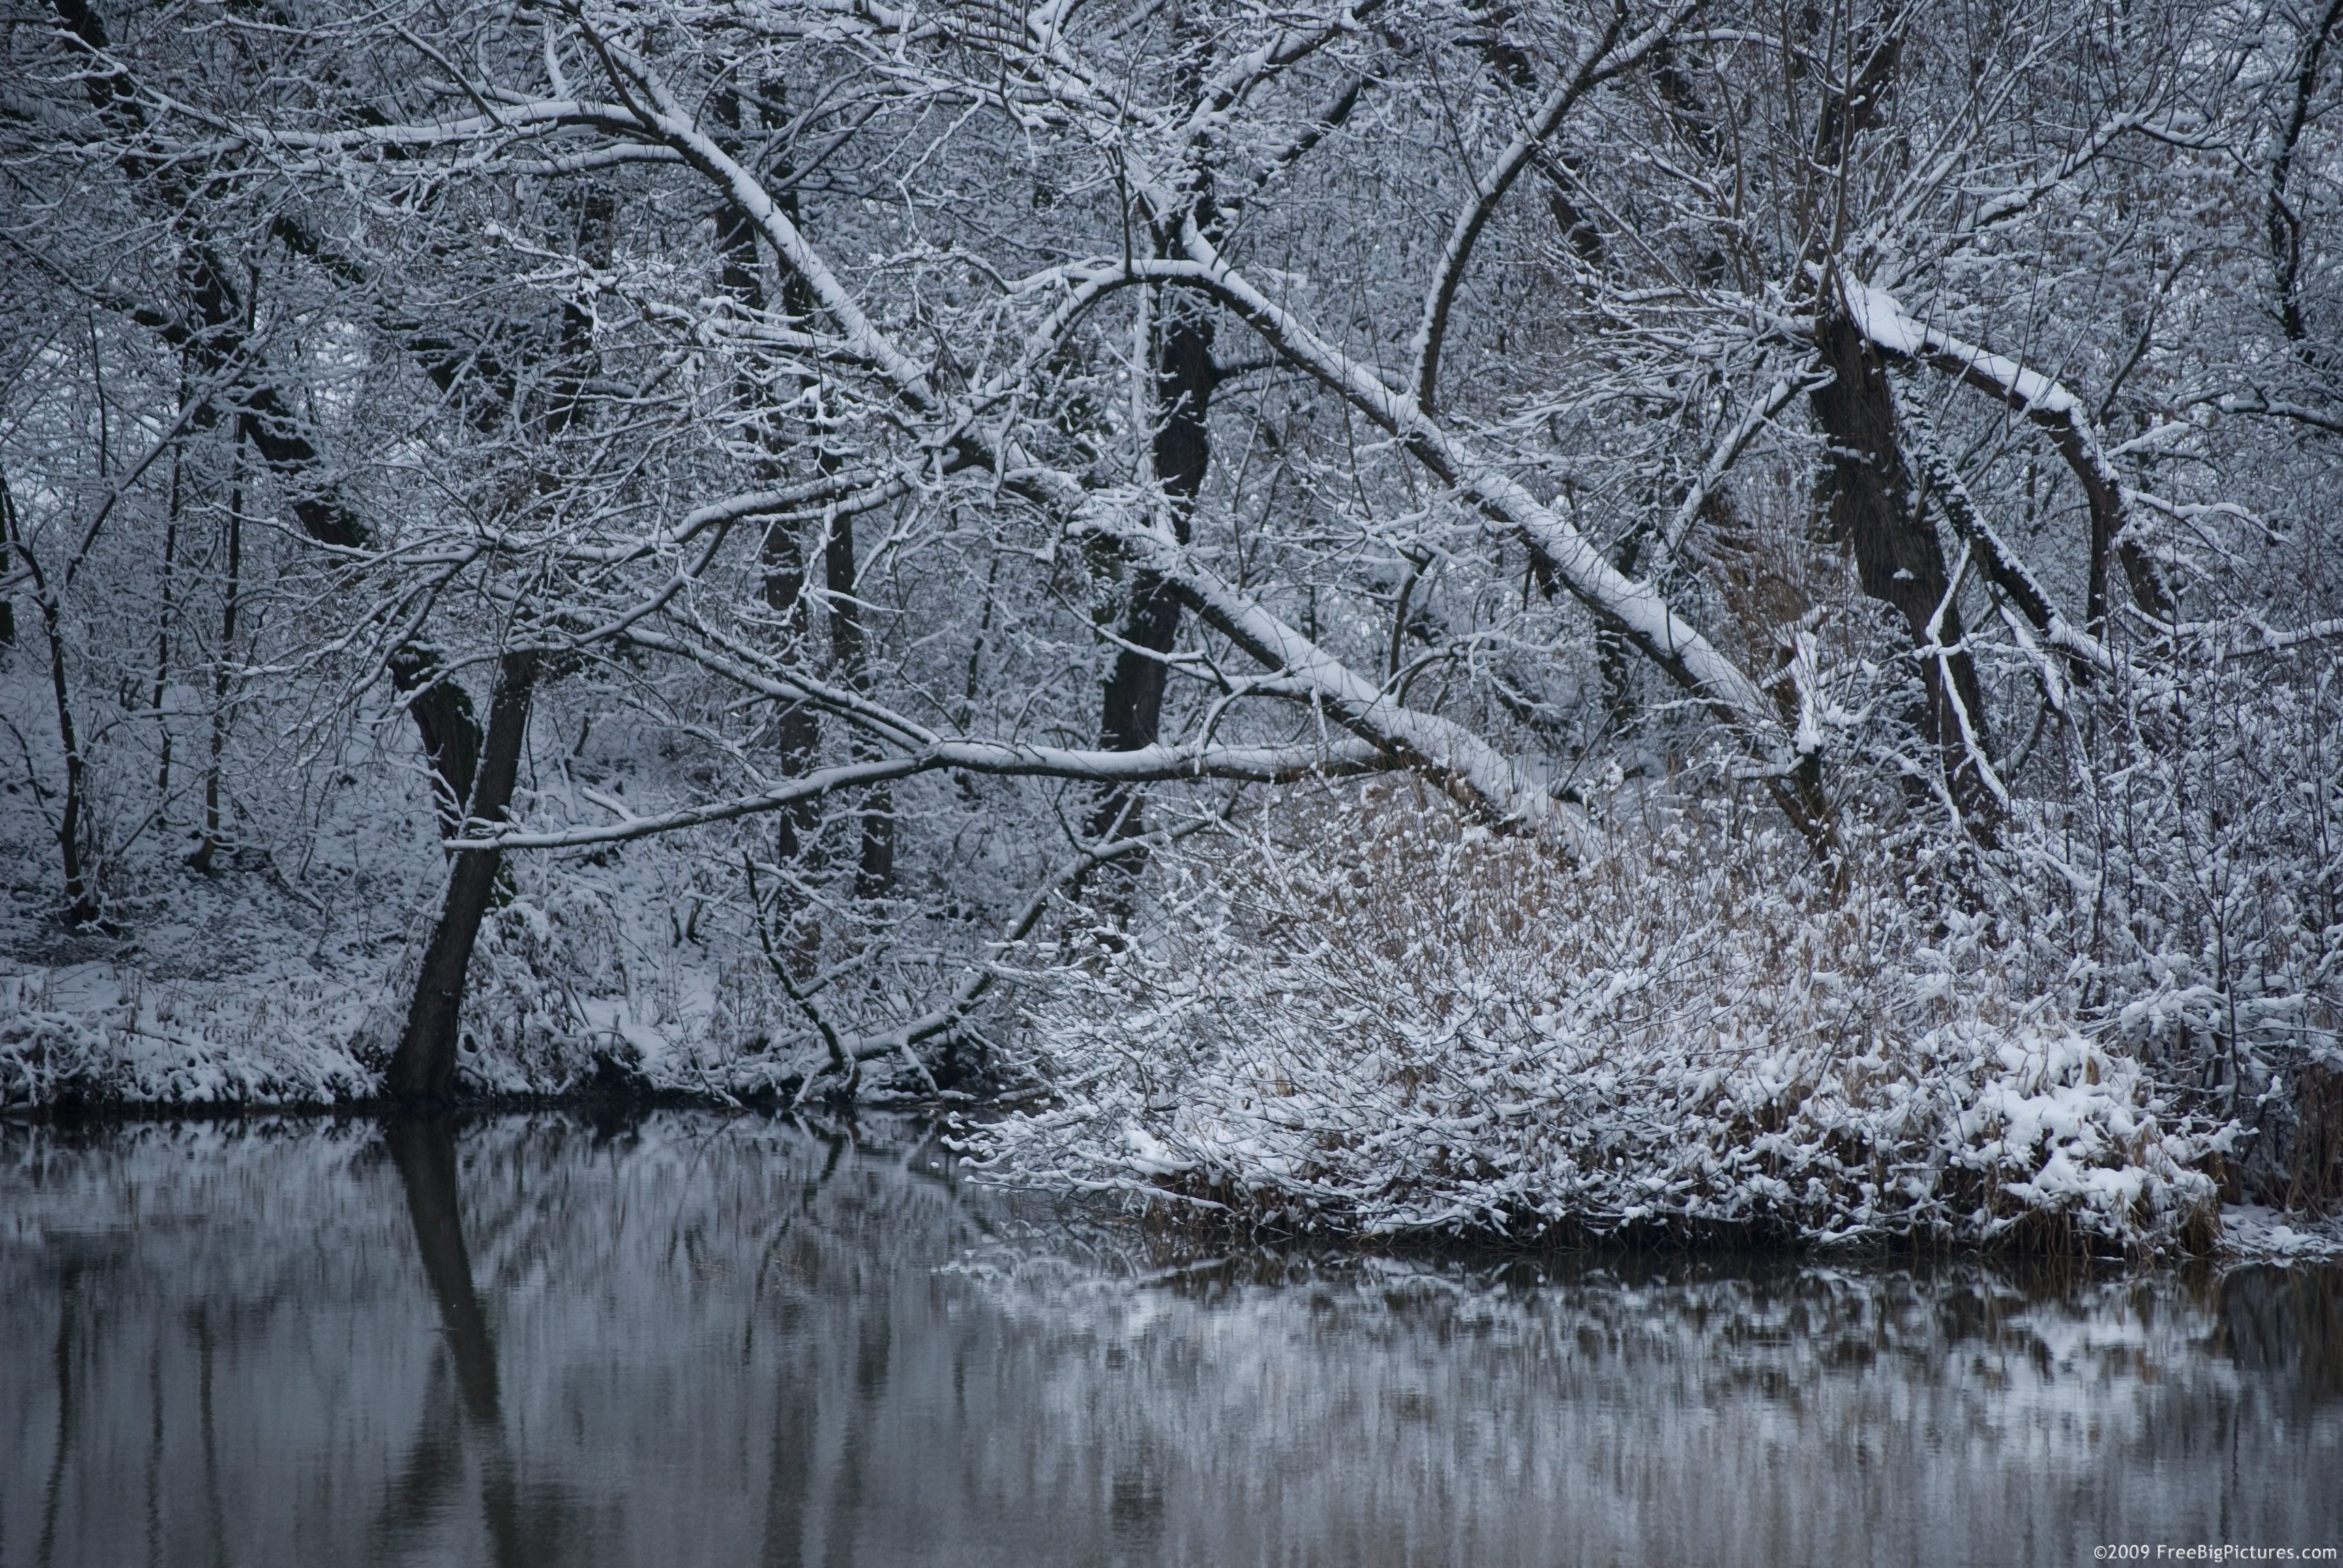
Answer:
xmin=1 ymin=1113 xmax=2335 ymax=1568
xmin=378 ymin=1115 xmax=557 ymax=1568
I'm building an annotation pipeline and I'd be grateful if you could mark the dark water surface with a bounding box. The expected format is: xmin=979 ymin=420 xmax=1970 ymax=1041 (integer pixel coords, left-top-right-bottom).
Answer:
xmin=2 ymin=1113 xmax=2337 ymax=1568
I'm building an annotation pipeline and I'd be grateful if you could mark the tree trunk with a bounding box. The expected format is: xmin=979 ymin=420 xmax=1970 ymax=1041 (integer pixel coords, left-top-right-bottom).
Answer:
xmin=1087 ymin=25 xmax=1224 ymax=834
xmin=34 ymin=582 xmax=96 ymax=925
xmin=2267 ymin=0 xmax=2343 ymax=349
xmin=822 ymin=498 xmax=895 ymax=896
xmin=714 ymin=97 xmax=823 ymax=866
xmin=187 ymin=408 xmax=248 ymax=873
xmin=387 ymin=648 xmax=482 ymax=835
xmin=387 ymin=650 xmax=539 ymax=1102
xmin=152 ymin=433 xmax=181 ymax=805
xmin=1 ymin=468 xmax=96 ymax=924
xmin=762 ymin=518 xmax=819 ymax=862
xmin=1812 ymin=311 xmax=1999 ymax=829
xmin=1090 ymin=284 xmax=1216 ymax=843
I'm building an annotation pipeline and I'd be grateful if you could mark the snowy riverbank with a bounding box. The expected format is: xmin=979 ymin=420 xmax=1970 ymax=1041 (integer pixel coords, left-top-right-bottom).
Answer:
xmin=9 ymin=946 xmax=2335 ymax=1261
xmin=8 ymin=789 xmax=2335 ymax=1261
xmin=0 ymin=953 xmax=869 ymax=1112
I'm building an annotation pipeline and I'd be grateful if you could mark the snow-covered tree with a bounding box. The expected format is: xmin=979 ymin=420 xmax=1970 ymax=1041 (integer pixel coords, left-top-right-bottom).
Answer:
xmin=3 ymin=0 xmax=2337 ymax=1221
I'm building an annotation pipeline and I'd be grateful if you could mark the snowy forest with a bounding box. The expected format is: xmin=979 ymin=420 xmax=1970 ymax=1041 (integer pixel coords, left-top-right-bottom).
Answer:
xmin=3 ymin=0 xmax=2342 ymax=1253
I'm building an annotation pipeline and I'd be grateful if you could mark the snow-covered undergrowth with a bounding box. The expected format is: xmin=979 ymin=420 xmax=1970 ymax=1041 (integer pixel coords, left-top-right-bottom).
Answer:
xmin=0 ymin=772 xmax=837 ymax=1111
xmin=0 ymin=696 xmax=964 ymax=1110
xmin=0 ymin=659 xmax=1046 ymax=1111
xmin=971 ymin=787 xmax=2226 ymax=1255
xmin=0 ymin=965 xmax=377 ymax=1109
xmin=0 ymin=875 xmax=827 ymax=1111
xmin=2219 ymin=1203 xmax=2343 ymax=1260
xmin=0 ymin=856 xmax=989 ymax=1112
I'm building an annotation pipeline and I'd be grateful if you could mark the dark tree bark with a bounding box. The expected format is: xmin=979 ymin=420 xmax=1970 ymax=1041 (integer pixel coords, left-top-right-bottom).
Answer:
xmin=1085 ymin=15 xmax=1225 ymax=835
xmin=33 ymin=582 xmax=95 ymax=923
xmin=822 ymin=502 xmax=895 ymax=896
xmin=151 ymin=435 xmax=181 ymax=804
xmin=1089 ymin=284 xmax=1217 ymax=843
xmin=387 ymin=651 xmax=540 ymax=1102
xmin=762 ymin=529 xmax=818 ymax=868
xmin=1776 ymin=10 xmax=1997 ymax=830
xmin=185 ymin=405 xmax=247 ymax=873
xmin=388 ymin=649 xmax=483 ymax=834
xmin=1811 ymin=311 xmax=1998 ymax=827
xmin=2268 ymin=0 xmax=2343 ymax=348
xmin=2 ymin=470 xmax=98 ymax=924
xmin=385 ymin=187 xmax=612 ymax=1100
xmin=1813 ymin=25 xmax=1903 ymax=160
xmin=2070 ymin=408 xmax=2172 ymax=636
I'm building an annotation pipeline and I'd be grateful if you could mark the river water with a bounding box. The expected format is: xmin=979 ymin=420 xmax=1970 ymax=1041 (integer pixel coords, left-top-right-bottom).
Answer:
xmin=1 ymin=1112 xmax=2335 ymax=1568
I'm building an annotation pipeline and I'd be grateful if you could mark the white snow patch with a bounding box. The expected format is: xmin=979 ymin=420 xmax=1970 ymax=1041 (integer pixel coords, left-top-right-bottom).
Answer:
xmin=2220 ymin=1204 xmax=2343 ymax=1261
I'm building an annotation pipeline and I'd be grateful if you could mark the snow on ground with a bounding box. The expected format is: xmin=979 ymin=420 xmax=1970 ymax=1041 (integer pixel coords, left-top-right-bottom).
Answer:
xmin=2220 ymin=1204 xmax=2343 ymax=1261
xmin=0 ymin=702 xmax=863 ymax=1108
xmin=3 ymin=719 xmax=2324 ymax=1259
xmin=0 ymin=963 xmax=378 ymax=1107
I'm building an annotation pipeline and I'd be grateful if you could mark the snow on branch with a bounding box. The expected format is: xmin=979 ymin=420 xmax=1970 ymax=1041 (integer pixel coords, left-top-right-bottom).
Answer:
xmin=1406 ymin=0 xmax=1703 ymax=412
xmin=459 ymin=738 xmax=1392 ymax=851
xmin=1075 ymin=492 xmax=1577 ymax=831
xmin=1174 ymin=220 xmax=1782 ymax=739
xmin=1844 ymin=280 xmax=2170 ymax=621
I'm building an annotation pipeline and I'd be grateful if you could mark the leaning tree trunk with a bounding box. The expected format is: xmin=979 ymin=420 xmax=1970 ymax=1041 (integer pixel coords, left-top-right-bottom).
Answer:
xmin=1777 ymin=7 xmax=1994 ymax=839
xmin=1811 ymin=311 xmax=1999 ymax=831
xmin=387 ymin=651 xmax=539 ymax=1102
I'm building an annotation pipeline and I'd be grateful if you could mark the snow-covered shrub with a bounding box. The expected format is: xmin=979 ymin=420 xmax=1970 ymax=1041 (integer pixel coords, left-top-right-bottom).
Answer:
xmin=970 ymin=785 xmax=2224 ymax=1254
xmin=0 ymin=969 xmax=375 ymax=1109
xmin=2035 ymin=647 xmax=2343 ymax=1207
xmin=445 ymin=884 xmax=629 ymax=1095
xmin=443 ymin=858 xmax=769 ymax=1099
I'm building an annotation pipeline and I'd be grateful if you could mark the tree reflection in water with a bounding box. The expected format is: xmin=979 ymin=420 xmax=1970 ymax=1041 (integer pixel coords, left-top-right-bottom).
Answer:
xmin=1 ymin=1113 xmax=2336 ymax=1568
xmin=378 ymin=1114 xmax=560 ymax=1568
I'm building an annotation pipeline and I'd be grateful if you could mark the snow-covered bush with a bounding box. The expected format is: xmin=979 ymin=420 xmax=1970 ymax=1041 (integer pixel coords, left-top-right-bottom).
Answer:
xmin=971 ymin=785 xmax=2225 ymax=1254
xmin=0 ymin=969 xmax=375 ymax=1110
xmin=2046 ymin=647 xmax=2343 ymax=1209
